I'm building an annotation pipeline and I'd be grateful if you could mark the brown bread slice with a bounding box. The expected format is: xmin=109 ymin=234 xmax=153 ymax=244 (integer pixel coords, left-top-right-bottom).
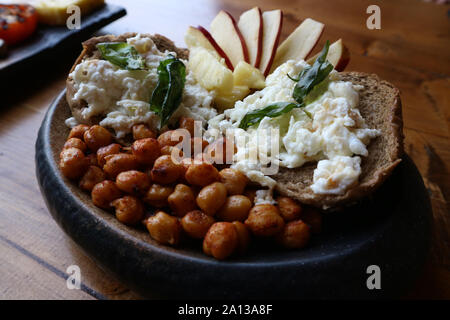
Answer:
xmin=66 ymin=35 xmax=403 ymax=209
xmin=273 ymin=72 xmax=404 ymax=209
xmin=66 ymin=33 xmax=188 ymax=124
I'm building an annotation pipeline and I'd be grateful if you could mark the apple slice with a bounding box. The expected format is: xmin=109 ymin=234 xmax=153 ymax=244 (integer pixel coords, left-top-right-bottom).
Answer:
xmin=184 ymin=26 xmax=234 ymax=70
xmin=259 ymin=9 xmax=283 ymax=76
xmin=237 ymin=7 xmax=263 ymax=68
xmin=189 ymin=47 xmax=234 ymax=94
xmin=306 ymin=39 xmax=350 ymax=71
xmin=271 ymin=18 xmax=324 ymax=73
xmin=210 ymin=10 xmax=249 ymax=69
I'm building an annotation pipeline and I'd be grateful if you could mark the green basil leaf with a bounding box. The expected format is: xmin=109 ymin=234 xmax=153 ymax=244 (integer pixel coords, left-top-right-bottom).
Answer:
xmin=239 ymin=102 xmax=301 ymax=130
xmin=150 ymin=55 xmax=186 ymax=128
xmin=159 ymin=60 xmax=186 ymax=127
xmin=238 ymin=41 xmax=333 ymax=130
xmin=150 ymin=55 xmax=177 ymax=114
xmin=96 ymin=42 xmax=145 ymax=70
xmin=292 ymin=40 xmax=332 ymax=104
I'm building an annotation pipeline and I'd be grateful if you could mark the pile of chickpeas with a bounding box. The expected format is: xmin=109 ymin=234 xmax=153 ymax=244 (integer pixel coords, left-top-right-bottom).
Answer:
xmin=59 ymin=117 xmax=322 ymax=260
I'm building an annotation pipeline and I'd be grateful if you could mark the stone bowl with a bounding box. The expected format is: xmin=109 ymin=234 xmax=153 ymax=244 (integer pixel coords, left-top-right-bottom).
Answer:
xmin=35 ymin=90 xmax=432 ymax=299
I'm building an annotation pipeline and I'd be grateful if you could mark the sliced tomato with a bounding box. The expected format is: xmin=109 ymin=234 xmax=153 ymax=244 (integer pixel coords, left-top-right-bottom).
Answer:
xmin=0 ymin=4 xmax=38 ymax=46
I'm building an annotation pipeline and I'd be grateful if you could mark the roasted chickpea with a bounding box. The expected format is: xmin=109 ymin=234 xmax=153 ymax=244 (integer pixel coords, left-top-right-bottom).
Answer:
xmin=185 ymin=162 xmax=220 ymax=187
xmin=203 ymin=222 xmax=238 ymax=260
xmin=103 ymin=153 xmax=138 ymax=179
xmin=157 ymin=130 xmax=183 ymax=148
xmin=143 ymin=184 xmax=174 ymax=208
xmin=217 ymin=195 xmax=252 ymax=222
xmin=181 ymin=210 xmax=215 ymax=239
xmin=63 ymin=138 xmax=87 ymax=153
xmin=132 ymin=138 xmax=161 ymax=166
xmin=116 ymin=170 xmax=150 ymax=196
xmin=83 ymin=125 xmax=113 ymax=151
xmin=91 ymin=180 xmax=123 ymax=209
xmin=179 ymin=117 xmax=195 ymax=136
xmin=59 ymin=147 xmax=89 ymax=180
xmin=97 ymin=143 xmax=122 ymax=167
xmin=79 ymin=166 xmax=106 ymax=192
xmin=276 ymin=220 xmax=310 ymax=248
xmin=196 ymin=182 xmax=227 ymax=216
xmin=112 ymin=196 xmax=145 ymax=225
xmin=277 ymin=196 xmax=302 ymax=222
xmin=232 ymin=221 xmax=251 ymax=254
xmin=150 ymin=155 xmax=183 ymax=184
xmin=68 ymin=124 xmax=89 ymax=140
xmin=146 ymin=211 xmax=181 ymax=245
xmin=219 ymin=168 xmax=248 ymax=195
xmin=301 ymin=207 xmax=322 ymax=234
xmin=168 ymin=184 xmax=197 ymax=217
xmin=132 ymin=124 xmax=156 ymax=140
xmin=245 ymin=204 xmax=285 ymax=237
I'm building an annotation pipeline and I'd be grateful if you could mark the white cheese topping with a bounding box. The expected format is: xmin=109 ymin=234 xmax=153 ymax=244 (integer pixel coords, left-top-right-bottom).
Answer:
xmin=311 ymin=156 xmax=361 ymax=194
xmin=206 ymin=60 xmax=380 ymax=195
xmin=67 ymin=34 xmax=217 ymax=138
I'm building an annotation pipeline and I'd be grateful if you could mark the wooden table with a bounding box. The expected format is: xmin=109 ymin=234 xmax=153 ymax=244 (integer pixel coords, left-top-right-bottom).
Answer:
xmin=0 ymin=0 xmax=448 ymax=299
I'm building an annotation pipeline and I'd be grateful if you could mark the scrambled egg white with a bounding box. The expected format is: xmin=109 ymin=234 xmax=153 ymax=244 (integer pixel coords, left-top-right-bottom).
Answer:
xmin=66 ymin=34 xmax=217 ymax=138
xmin=206 ymin=60 xmax=380 ymax=195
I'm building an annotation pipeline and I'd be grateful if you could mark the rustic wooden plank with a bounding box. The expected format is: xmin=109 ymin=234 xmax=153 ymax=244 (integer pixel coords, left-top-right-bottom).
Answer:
xmin=0 ymin=237 xmax=94 ymax=300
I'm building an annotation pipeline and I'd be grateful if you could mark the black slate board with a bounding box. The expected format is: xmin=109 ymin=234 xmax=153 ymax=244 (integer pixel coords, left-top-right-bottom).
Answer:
xmin=35 ymin=90 xmax=432 ymax=299
xmin=0 ymin=4 xmax=126 ymax=83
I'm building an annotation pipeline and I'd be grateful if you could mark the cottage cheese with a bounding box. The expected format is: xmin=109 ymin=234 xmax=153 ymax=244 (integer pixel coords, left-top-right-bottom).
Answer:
xmin=206 ymin=60 xmax=380 ymax=196
xmin=66 ymin=34 xmax=216 ymax=138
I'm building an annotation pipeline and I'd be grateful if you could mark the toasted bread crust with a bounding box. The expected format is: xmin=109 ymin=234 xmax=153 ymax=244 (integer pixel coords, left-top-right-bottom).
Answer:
xmin=66 ymin=33 xmax=188 ymax=124
xmin=273 ymin=72 xmax=404 ymax=209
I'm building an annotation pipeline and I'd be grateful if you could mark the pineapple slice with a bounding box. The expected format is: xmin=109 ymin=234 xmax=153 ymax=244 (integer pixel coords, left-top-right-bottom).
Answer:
xmin=189 ymin=47 xmax=234 ymax=94
xmin=214 ymin=85 xmax=250 ymax=110
xmin=233 ymin=61 xmax=265 ymax=89
xmin=35 ymin=0 xmax=105 ymax=25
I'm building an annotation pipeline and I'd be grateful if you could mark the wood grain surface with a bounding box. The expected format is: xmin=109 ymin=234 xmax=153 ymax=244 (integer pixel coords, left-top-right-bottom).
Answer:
xmin=0 ymin=0 xmax=448 ymax=299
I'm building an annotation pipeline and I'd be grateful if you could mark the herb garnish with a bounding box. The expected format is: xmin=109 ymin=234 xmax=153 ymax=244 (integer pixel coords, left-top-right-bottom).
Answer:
xmin=150 ymin=55 xmax=186 ymax=128
xmin=239 ymin=41 xmax=332 ymax=130
xmin=96 ymin=42 xmax=145 ymax=70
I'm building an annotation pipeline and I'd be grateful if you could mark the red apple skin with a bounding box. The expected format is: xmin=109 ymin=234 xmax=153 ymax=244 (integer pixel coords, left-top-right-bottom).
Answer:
xmin=334 ymin=45 xmax=350 ymax=72
xmin=238 ymin=7 xmax=263 ymax=68
xmin=263 ymin=10 xmax=283 ymax=76
xmin=224 ymin=10 xmax=250 ymax=64
xmin=254 ymin=7 xmax=263 ymax=68
xmin=196 ymin=25 xmax=234 ymax=70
